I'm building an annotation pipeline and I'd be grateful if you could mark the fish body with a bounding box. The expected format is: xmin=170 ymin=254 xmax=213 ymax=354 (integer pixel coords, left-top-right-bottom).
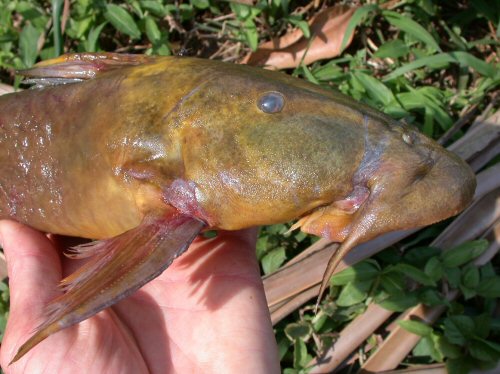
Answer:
xmin=0 ymin=56 xmax=374 ymax=236
xmin=0 ymin=53 xmax=476 ymax=362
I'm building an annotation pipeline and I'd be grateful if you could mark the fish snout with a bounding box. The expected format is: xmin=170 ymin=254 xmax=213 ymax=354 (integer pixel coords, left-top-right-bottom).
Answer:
xmin=426 ymin=149 xmax=476 ymax=217
xmin=381 ymin=144 xmax=476 ymax=232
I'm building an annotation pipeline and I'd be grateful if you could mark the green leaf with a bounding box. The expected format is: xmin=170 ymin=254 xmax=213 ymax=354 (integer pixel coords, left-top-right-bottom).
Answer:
xmin=233 ymin=3 xmax=248 ymax=18
xmin=480 ymin=262 xmax=496 ymax=278
xmin=331 ymin=261 xmax=379 ymax=286
xmin=293 ymin=338 xmax=311 ymax=369
xmin=391 ymin=263 xmax=436 ymax=286
xmin=81 ymin=22 xmax=107 ymax=52
xmin=459 ymin=285 xmax=476 ymax=300
xmin=461 ymin=266 xmax=480 ymax=289
xmin=16 ymin=3 xmax=48 ymax=29
xmin=398 ymin=319 xmax=433 ymax=337
xmin=340 ymin=4 xmax=379 ymax=52
xmin=145 ymin=16 xmax=161 ymax=44
xmin=439 ymin=20 xmax=468 ymax=51
xmin=300 ymin=65 xmax=319 ymax=85
xmin=384 ymin=52 xmax=496 ymax=81
xmin=261 ymin=247 xmax=286 ymax=275
xmin=255 ymin=235 xmax=268 ymax=260
xmin=67 ymin=16 xmax=93 ymax=39
xmin=444 ymin=267 xmax=461 ymax=288
xmin=446 ymin=358 xmax=473 ymax=374
xmin=403 ymin=246 xmax=441 ymax=267
xmin=450 ymin=51 xmax=497 ymax=78
xmin=352 ymin=71 xmax=396 ymax=106
xmin=19 ymin=23 xmax=41 ymax=68
xmin=441 ymin=240 xmax=489 ymax=267
xmin=51 ymin=0 xmax=64 ymax=56
xmin=140 ymin=1 xmax=167 ymax=17
xmin=471 ymin=0 xmax=500 ymax=24
xmin=378 ymin=293 xmax=419 ymax=312
xmin=424 ymin=257 xmax=443 ymax=282
xmin=336 ymin=279 xmax=372 ymax=307
xmin=191 ymin=0 xmax=210 ymax=10
xmin=379 ymin=272 xmax=405 ymax=295
xmin=474 ymin=314 xmax=491 ymax=339
xmin=469 ymin=338 xmax=500 ymax=362
xmin=382 ymin=10 xmax=441 ymax=52
xmin=419 ymin=288 xmax=446 ymax=307
xmin=266 ymin=224 xmax=287 ymax=235
xmin=153 ymin=43 xmax=171 ymax=56
xmin=443 ymin=315 xmax=475 ymax=345
xmin=284 ymin=322 xmax=312 ymax=342
xmin=277 ymin=335 xmax=291 ymax=361
xmin=287 ymin=15 xmax=310 ymax=39
xmin=476 ymin=276 xmax=500 ymax=298
xmin=490 ymin=317 xmax=500 ymax=332
xmin=105 ymin=4 xmax=141 ymax=39
xmin=374 ymin=39 xmax=409 ymax=59
xmin=243 ymin=19 xmax=259 ymax=51
xmin=413 ymin=334 xmax=443 ymax=362
xmin=402 ymin=227 xmax=441 ymax=251
xmin=130 ymin=0 xmax=144 ymax=18
xmin=436 ymin=334 xmax=461 ymax=359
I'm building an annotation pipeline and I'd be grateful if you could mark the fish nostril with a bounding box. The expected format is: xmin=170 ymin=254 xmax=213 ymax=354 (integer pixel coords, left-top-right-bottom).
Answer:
xmin=402 ymin=133 xmax=414 ymax=145
xmin=414 ymin=157 xmax=435 ymax=182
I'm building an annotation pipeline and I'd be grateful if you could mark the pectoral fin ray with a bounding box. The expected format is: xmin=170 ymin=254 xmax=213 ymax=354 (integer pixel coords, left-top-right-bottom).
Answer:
xmin=10 ymin=211 xmax=205 ymax=364
xmin=19 ymin=52 xmax=156 ymax=85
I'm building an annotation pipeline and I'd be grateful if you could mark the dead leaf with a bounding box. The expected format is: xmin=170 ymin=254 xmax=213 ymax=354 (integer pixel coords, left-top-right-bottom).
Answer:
xmin=0 ymin=83 xmax=16 ymax=96
xmin=242 ymin=5 xmax=357 ymax=69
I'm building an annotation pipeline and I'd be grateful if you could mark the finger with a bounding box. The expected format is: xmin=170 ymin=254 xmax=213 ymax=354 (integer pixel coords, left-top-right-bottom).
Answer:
xmin=171 ymin=228 xmax=259 ymax=276
xmin=0 ymin=220 xmax=62 ymax=320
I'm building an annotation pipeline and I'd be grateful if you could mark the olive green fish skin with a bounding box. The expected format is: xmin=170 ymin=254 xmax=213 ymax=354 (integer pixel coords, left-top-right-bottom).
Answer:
xmin=0 ymin=56 xmax=475 ymax=244
xmin=0 ymin=55 xmax=476 ymax=363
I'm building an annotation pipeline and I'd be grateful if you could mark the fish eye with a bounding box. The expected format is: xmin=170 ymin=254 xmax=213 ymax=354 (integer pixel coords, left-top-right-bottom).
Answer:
xmin=258 ymin=92 xmax=284 ymax=114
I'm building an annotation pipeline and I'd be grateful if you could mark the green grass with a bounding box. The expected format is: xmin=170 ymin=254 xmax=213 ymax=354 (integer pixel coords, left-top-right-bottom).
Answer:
xmin=0 ymin=1 xmax=499 ymax=373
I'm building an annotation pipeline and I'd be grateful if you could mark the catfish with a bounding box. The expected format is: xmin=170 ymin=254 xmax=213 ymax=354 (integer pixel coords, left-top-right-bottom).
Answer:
xmin=0 ymin=53 xmax=476 ymax=362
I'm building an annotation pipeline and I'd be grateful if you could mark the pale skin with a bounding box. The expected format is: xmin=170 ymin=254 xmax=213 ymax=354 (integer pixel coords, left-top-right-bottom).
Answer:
xmin=0 ymin=220 xmax=280 ymax=374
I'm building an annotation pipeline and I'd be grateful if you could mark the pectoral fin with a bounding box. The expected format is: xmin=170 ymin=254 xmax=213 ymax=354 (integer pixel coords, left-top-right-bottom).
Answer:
xmin=19 ymin=52 xmax=156 ymax=87
xmin=10 ymin=211 xmax=205 ymax=364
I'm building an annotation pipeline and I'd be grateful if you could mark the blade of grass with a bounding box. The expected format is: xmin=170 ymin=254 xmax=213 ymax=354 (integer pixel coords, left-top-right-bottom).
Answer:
xmin=382 ymin=10 xmax=441 ymax=52
xmin=383 ymin=52 xmax=496 ymax=81
xmin=52 ymin=0 xmax=63 ymax=56
xmin=340 ymin=4 xmax=379 ymax=53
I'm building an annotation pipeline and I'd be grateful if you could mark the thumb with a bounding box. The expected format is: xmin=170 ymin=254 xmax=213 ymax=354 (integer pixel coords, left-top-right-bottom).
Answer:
xmin=0 ymin=220 xmax=62 ymax=361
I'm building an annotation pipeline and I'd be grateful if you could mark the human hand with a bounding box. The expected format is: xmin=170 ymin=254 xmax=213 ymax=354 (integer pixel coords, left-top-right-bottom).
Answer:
xmin=0 ymin=220 xmax=280 ymax=373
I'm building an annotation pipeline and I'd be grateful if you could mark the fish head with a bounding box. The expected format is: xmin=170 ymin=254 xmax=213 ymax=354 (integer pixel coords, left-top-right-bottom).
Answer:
xmin=296 ymin=117 xmax=476 ymax=246
xmin=165 ymin=60 xmax=475 ymax=246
